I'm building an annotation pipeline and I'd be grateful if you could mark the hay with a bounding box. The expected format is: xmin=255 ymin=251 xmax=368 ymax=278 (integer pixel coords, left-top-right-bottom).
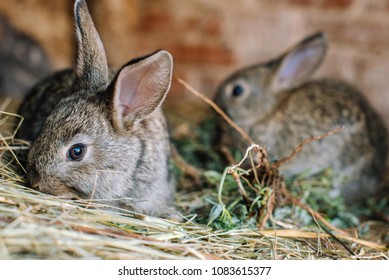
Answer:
xmin=0 ymin=181 xmax=387 ymax=259
xmin=0 ymin=92 xmax=388 ymax=260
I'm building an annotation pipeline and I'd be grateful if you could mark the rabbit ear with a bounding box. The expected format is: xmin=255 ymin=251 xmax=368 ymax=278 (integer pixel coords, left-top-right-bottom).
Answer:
xmin=73 ymin=0 xmax=108 ymax=90
xmin=108 ymin=50 xmax=173 ymax=130
xmin=271 ymin=32 xmax=327 ymax=92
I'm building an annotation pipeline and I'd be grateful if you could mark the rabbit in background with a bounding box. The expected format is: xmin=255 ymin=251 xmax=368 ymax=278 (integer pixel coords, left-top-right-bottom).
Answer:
xmin=215 ymin=32 xmax=388 ymax=205
xmin=0 ymin=15 xmax=52 ymax=98
xmin=16 ymin=0 xmax=177 ymax=218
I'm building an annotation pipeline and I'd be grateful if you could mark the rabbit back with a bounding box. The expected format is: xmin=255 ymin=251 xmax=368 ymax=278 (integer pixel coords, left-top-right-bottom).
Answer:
xmin=17 ymin=70 xmax=75 ymax=141
xmin=254 ymin=79 xmax=387 ymax=203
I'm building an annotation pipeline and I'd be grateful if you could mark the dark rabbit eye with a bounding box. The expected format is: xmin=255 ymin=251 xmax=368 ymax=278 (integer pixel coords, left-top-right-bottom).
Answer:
xmin=232 ymin=84 xmax=245 ymax=97
xmin=68 ymin=144 xmax=86 ymax=161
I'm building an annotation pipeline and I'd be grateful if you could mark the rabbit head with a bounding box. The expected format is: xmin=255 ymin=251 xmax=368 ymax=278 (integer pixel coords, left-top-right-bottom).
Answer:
xmin=24 ymin=0 xmax=174 ymax=216
xmin=215 ymin=32 xmax=327 ymax=129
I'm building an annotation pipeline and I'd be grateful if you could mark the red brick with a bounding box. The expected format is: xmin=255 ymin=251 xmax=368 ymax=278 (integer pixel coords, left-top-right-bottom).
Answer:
xmin=138 ymin=12 xmax=174 ymax=32
xmin=184 ymin=16 xmax=221 ymax=36
xmin=168 ymin=44 xmax=235 ymax=65
xmin=365 ymin=0 xmax=389 ymax=11
xmin=204 ymin=18 xmax=221 ymax=36
xmin=308 ymin=18 xmax=389 ymax=49
xmin=358 ymin=54 xmax=389 ymax=118
xmin=278 ymin=0 xmax=353 ymax=9
xmin=317 ymin=0 xmax=353 ymax=9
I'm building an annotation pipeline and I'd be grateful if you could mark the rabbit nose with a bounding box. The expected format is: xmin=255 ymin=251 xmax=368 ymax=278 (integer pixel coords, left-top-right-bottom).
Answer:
xmin=27 ymin=168 xmax=41 ymax=190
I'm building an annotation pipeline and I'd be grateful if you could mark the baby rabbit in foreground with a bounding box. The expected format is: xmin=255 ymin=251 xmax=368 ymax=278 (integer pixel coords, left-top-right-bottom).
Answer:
xmin=16 ymin=0 xmax=176 ymax=218
xmin=215 ymin=32 xmax=388 ymax=205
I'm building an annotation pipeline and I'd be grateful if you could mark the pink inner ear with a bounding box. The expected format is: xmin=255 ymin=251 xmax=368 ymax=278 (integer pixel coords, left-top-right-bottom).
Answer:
xmin=273 ymin=43 xmax=325 ymax=92
xmin=113 ymin=51 xmax=172 ymax=126
xmin=118 ymin=71 xmax=141 ymax=112
xmin=117 ymin=63 xmax=156 ymax=114
xmin=278 ymin=47 xmax=321 ymax=82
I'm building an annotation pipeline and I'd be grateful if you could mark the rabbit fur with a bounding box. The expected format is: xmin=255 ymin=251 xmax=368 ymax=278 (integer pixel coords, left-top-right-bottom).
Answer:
xmin=16 ymin=0 xmax=177 ymax=218
xmin=215 ymin=32 xmax=388 ymax=204
xmin=0 ymin=15 xmax=52 ymax=97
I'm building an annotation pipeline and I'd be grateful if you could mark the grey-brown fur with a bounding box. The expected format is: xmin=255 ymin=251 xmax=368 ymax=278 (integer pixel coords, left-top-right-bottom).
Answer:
xmin=0 ymin=15 xmax=52 ymax=97
xmin=16 ymin=0 xmax=176 ymax=218
xmin=215 ymin=32 xmax=388 ymax=204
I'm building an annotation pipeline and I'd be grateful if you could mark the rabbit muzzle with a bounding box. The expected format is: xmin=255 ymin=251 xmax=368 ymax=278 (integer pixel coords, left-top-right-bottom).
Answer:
xmin=27 ymin=167 xmax=41 ymax=191
xmin=27 ymin=167 xmax=82 ymax=200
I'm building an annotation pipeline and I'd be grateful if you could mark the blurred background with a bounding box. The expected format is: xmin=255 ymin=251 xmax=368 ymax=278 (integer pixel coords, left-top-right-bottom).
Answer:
xmin=0 ymin=0 xmax=389 ymax=129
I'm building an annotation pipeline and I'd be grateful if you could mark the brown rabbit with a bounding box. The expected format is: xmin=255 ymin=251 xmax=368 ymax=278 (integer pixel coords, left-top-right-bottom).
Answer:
xmin=16 ymin=0 xmax=177 ymax=218
xmin=0 ymin=15 xmax=52 ymax=97
xmin=215 ymin=32 xmax=388 ymax=205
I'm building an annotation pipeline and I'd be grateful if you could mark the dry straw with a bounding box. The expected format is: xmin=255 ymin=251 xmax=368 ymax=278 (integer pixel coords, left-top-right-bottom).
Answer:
xmin=0 ymin=82 xmax=388 ymax=259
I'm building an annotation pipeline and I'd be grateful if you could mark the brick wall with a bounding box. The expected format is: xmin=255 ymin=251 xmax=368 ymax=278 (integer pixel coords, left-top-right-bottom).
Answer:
xmin=1 ymin=0 xmax=389 ymax=127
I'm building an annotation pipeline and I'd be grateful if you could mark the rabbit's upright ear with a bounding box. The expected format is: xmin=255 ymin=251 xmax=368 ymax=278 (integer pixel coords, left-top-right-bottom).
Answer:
xmin=271 ymin=32 xmax=327 ymax=92
xmin=73 ymin=0 xmax=108 ymax=90
xmin=108 ymin=50 xmax=173 ymax=130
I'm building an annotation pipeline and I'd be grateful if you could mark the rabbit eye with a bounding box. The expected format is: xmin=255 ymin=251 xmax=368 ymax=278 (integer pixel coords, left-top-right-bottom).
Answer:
xmin=68 ymin=144 xmax=86 ymax=161
xmin=231 ymin=84 xmax=245 ymax=97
